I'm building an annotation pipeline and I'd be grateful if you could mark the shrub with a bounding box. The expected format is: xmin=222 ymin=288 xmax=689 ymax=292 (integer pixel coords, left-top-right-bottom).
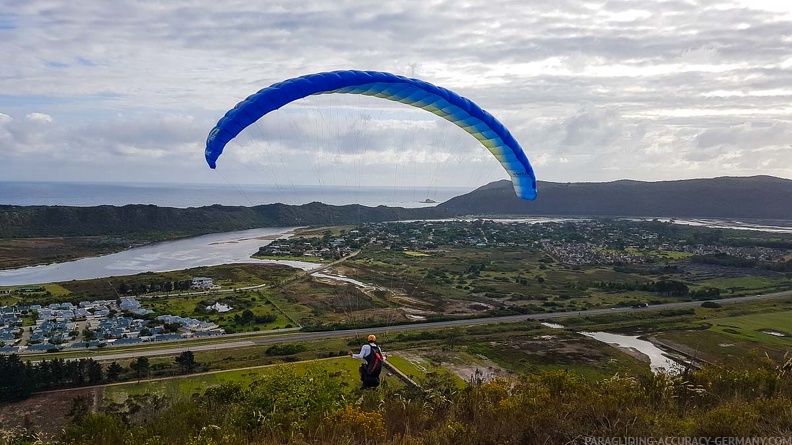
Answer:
xmin=265 ymin=344 xmax=306 ymax=356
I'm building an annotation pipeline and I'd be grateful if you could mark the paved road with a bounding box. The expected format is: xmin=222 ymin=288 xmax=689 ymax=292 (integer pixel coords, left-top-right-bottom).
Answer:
xmin=48 ymin=289 xmax=791 ymax=362
xmin=68 ymin=340 xmax=259 ymax=362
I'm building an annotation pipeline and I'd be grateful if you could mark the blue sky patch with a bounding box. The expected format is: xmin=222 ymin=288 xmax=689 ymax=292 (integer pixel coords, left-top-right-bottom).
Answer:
xmin=0 ymin=13 xmax=17 ymax=30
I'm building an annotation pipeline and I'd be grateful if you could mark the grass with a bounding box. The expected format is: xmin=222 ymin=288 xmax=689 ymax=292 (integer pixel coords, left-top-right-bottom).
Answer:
xmin=655 ymin=250 xmax=695 ymax=259
xmin=403 ymin=251 xmax=430 ymax=257
xmin=655 ymin=330 xmax=787 ymax=364
xmin=104 ymin=357 xmax=364 ymax=401
xmin=54 ymin=357 xmax=792 ymax=445
xmin=385 ymin=354 xmax=425 ymax=379
xmin=647 ymin=301 xmax=792 ymax=364
xmin=706 ymin=310 xmax=792 ymax=346
xmin=698 ymin=276 xmax=781 ymax=292
xmin=462 ymin=335 xmax=648 ymax=380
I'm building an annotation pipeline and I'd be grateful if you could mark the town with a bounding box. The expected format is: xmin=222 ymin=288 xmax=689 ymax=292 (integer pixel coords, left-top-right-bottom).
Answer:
xmin=0 ymin=277 xmax=226 ymax=354
xmin=3 ymin=218 xmax=791 ymax=354
xmin=260 ymin=218 xmax=791 ymax=268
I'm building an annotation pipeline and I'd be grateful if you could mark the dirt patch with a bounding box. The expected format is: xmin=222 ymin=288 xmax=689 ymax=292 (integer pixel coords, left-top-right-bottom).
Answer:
xmin=501 ymin=335 xmax=617 ymax=366
xmin=443 ymin=299 xmax=493 ymax=315
xmin=0 ymin=387 xmax=103 ymax=437
xmin=400 ymin=306 xmax=436 ymax=319
xmin=444 ymin=359 xmax=510 ymax=383
xmin=391 ymin=295 xmax=436 ymax=310
xmin=399 ymin=350 xmax=509 ymax=383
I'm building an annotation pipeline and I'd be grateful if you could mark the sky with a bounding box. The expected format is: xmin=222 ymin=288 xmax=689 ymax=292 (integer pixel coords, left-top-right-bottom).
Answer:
xmin=1 ymin=0 xmax=791 ymax=192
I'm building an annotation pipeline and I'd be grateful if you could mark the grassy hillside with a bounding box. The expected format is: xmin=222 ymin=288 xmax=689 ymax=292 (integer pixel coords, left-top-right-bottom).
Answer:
xmin=7 ymin=358 xmax=790 ymax=444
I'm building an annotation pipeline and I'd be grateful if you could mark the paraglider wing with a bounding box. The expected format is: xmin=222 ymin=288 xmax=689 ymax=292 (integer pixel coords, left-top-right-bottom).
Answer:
xmin=205 ymin=70 xmax=537 ymax=200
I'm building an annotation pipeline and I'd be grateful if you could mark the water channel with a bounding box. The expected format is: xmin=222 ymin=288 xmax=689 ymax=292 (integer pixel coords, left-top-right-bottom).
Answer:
xmin=542 ymin=322 xmax=680 ymax=373
xmin=0 ymin=228 xmax=320 ymax=286
xmin=581 ymin=331 xmax=681 ymax=373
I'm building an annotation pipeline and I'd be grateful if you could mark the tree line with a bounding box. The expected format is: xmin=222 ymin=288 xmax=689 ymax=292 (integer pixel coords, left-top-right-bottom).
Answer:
xmin=0 ymin=351 xmax=199 ymax=402
xmin=117 ymin=279 xmax=195 ymax=295
xmin=692 ymin=253 xmax=792 ymax=272
xmin=592 ymin=279 xmax=722 ymax=299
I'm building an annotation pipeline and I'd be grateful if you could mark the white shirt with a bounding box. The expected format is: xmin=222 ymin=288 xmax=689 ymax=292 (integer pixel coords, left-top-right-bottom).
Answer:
xmin=352 ymin=343 xmax=386 ymax=361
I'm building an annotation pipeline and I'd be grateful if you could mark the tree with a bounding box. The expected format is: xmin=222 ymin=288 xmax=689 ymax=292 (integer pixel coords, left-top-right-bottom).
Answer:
xmin=175 ymin=351 xmax=197 ymax=374
xmin=235 ymin=309 xmax=256 ymax=325
xmin=130 ymin=356 xmax=150 ymax=379
xmin=106 ymin=362 xmax=123 ymax=381
xmin=0 ymin=354 xmax=36 ymax=401
xmin=86 ymin=359 xmax=103 ymax=384
xmin=82 ymin=328 xmax=96 ymax=341
xmin=163 ymin=322 xmax=181 ymax=333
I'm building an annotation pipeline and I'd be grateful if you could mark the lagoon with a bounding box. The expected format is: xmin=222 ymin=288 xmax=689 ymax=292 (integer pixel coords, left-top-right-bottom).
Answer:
xmin=0 ymin=228 xmax=320 ymax=286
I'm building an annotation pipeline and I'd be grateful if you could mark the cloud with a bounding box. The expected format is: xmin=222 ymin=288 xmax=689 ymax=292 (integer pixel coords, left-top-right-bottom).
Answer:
xmin=696 ymin=122 xmax=792 ymax=149
xmin=26 ymin=112 xmax=53 ymax=123
xmin=0 ymin=0 xmax=790 ymax=188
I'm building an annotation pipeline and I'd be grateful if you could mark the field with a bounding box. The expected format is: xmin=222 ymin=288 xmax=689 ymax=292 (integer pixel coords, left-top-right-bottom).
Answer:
xmin=651 ymin=307 xmax=792 ymax=363
xmin=708 ymin=309 xmax=792 ymax=343
xmin=103 ymin=357 xmax=367 ymax=401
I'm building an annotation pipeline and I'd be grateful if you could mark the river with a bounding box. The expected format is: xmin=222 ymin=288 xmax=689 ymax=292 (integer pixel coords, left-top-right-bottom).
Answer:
xmin=541 ymin=322 xmax=681 ymax=373
xmin=581 ymin=331 xmax=680 ymax=373
xmin=0 ymin=228 xmax=321 ymax=286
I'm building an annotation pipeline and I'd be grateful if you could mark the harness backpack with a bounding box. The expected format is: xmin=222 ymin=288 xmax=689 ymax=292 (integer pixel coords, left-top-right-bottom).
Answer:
xmin=360 ymin=343 xmax=384 ymax=387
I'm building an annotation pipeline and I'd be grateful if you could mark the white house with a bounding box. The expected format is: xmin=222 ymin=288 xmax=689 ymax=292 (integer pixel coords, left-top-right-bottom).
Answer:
xmin=191 ymin=277 xmax=214 ymax=289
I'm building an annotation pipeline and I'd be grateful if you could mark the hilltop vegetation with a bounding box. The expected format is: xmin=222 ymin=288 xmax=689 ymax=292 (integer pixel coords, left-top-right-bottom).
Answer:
xmin=3 ymin=357 xmax=791 ymax=444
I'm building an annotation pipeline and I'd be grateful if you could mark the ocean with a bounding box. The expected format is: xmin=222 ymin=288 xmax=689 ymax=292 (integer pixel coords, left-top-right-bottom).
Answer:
xmin=0 ymin=181 xmax=473 ymax=208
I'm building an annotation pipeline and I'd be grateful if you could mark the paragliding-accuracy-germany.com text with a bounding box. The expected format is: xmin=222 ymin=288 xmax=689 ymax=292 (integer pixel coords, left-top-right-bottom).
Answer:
xmin=583 ymin=437 xmax=792 ymax=445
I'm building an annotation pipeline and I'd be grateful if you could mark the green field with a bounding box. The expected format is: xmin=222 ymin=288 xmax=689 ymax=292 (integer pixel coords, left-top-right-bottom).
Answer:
xmin=651 ymin=305 xmax=792 ymax=364
xmin=386 ymin=352 xmax=465 ymax=388
xmin=104 ymin=357 xmax=366 ymax=401
xmin=707 ymin=310 xmax=792 ymax=345
xmin=698 ymin=276 xmax=784 ymax=293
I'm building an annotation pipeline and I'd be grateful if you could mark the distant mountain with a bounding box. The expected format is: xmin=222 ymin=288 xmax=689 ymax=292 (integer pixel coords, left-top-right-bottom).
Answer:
xmin=437 ymin=175 xmax=792 ymax=219
xmin=2 ymin=176 xmax=790 ymax=240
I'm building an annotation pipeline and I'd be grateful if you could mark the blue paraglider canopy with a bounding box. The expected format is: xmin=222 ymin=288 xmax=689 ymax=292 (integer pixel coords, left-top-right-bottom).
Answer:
xmin=206 ymin=70 xmax=537 ymax=200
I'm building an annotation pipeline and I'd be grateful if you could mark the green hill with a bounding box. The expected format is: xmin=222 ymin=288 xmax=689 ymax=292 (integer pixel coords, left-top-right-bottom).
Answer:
xmin=438 ymin=175 xmax=792 ymax=219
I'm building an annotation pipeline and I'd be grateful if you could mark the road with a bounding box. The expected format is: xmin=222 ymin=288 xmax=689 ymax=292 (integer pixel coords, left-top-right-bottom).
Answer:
xmin=49 ymin=289 xmax=792 ymax=362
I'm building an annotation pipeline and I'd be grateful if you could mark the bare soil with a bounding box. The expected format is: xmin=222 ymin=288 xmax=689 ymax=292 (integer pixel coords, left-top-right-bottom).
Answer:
xmin=398 ymin=349 xmax=510 ymax=383
xmin=0 ymin=387 xmax=103 ymax=437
